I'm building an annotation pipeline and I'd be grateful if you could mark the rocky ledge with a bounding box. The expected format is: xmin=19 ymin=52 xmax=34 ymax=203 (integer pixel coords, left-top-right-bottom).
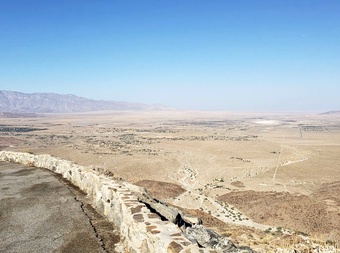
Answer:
xmin=0 ymin=151 xmax=254 ymax=253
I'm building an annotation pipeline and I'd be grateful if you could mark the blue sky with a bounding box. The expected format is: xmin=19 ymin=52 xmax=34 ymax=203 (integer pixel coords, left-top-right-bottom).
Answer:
xmin=0 ymin=1 xmax=339 ymax=111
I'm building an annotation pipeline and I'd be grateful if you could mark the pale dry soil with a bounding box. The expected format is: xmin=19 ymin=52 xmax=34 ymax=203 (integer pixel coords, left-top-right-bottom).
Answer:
xmin=1 ymin=110 xmax=340 ymax=251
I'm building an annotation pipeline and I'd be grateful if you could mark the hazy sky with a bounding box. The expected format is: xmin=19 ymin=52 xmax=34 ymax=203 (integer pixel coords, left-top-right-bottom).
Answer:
xmin=1 ymin=1 xmax=339 ymax=111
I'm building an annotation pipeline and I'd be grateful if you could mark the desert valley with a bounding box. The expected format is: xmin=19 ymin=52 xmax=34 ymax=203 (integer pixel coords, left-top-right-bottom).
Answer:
xmin=1 ymin=108 xmax=340 ymax=252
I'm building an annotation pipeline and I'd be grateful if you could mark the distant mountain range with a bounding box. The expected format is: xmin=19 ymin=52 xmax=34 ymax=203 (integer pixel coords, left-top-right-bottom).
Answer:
xmin=0 ymin=90 xmax=170 ymax=113
xmin=320 ymin=111 xmax=340 ymax=115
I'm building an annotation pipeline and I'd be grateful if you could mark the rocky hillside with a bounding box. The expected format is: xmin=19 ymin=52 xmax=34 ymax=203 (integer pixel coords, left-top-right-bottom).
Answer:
xmin=0 ymin=90 xmax=169 ymax=113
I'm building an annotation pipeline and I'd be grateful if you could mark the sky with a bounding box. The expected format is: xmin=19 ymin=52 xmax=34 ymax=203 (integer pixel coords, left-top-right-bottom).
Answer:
xmin=0 ymin=0 xmax=339 ymax=111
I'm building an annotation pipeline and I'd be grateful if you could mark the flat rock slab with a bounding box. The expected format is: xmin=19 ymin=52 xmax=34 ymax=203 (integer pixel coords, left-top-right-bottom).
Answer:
xmin=0 ymin=162 xmax=117 ymax=253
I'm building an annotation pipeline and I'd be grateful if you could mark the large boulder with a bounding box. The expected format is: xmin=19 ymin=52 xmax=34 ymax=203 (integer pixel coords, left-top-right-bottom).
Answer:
xmin=186 ymin=225 xmax=256 ymax=252
xmin=186 ymin=225 xmax=236 ymax=250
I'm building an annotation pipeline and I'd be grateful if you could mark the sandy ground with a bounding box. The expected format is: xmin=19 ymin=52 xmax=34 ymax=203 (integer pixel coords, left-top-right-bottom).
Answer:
xmin=1 ymin=110 xmax=340 ymax=249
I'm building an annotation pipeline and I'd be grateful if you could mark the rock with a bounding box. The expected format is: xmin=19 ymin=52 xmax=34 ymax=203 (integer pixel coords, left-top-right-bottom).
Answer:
xmin=181 ymin=213 xmax=202 ymax=226
xmin=185 ymin=225 xmax=256 ymax=252
xmin=136 ymin=193 xmax=179 ymax=222
xmin=186 ymin=225 xmax=236 ymax=250
xmin=167 ymin=241 xmax=184 ymax=253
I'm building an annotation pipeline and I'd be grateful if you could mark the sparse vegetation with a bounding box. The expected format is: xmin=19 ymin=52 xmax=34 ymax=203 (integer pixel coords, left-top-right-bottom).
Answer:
xmin=2 ymin=111 xmax=340 ymax=250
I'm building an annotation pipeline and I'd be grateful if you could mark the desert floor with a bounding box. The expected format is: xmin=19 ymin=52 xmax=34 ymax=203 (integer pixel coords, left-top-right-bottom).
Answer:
xmin=1 ymin=110 xmax=340 ymax=251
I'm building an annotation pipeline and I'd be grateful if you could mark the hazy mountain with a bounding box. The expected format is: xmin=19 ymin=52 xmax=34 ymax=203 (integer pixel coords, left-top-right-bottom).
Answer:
xmin=320 ymin=111 xmax=340 ymax=115
xmin=0 ymin=90 xmax=169 ymax=113
xmin=0 ymin=112 xmax=39 ymax=118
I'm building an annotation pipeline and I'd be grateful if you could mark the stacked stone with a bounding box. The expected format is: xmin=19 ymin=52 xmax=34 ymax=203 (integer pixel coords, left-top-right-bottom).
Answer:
xmin=0 ymin=151 xmax=219 ymax=253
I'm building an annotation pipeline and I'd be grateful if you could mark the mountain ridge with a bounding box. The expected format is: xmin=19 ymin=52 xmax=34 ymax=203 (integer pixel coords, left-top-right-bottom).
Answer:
xmin=0 ymin=90 xmax=170 ymax=113
xmin=320 ymin=110 xmax=340 ymax=115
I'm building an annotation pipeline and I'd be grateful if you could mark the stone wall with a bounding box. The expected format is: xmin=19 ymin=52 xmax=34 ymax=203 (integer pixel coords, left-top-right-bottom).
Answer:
xmin=0 ymin=151 xmax=213 ymax=253
xmin=0 ymin=151 xmax=258 ymax=253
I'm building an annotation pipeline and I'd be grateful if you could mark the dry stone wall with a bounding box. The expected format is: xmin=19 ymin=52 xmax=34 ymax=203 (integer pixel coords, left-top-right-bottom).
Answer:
xmin=0 ymin=151 xmax=208 ymax=252
xmin=0 ymin=151 xmax=254 ymax=253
